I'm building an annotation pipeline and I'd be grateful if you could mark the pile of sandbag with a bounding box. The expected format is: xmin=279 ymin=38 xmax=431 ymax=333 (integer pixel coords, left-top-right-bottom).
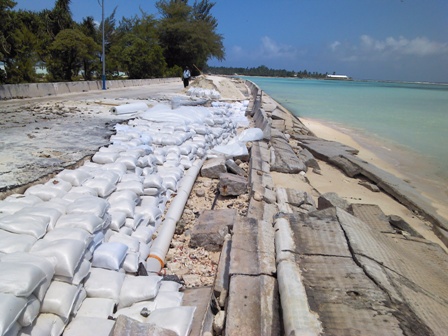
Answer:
xmin=0 ymin=100 xmax=252 ymax=336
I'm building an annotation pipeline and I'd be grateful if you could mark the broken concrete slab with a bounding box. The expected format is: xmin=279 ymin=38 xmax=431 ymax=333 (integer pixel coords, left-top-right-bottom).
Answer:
xmin=229 ymin=217 xmax=276 ymax=276
xmin=270 ymin=137 xmax=307 ymax=173
xmin=189 ymin=209 xmax=237 ymax=251
xmin=247 ymin=197 xmax=277 ymax=223
xmin=218 ymin=173 xmax=248 ymax=196
xmin=318 ymin=192 xmax=350 ymax=211
xmin=388 ymin=214 xmax=423 ymax=237
xmin=182 ymin=287 xmax=214 ymax=336
xmin=214 ymin=235 xmax=231 ymax=308
xmin=292 ymin=134 xmax=359 ymax=160
xmin=226 ymin=275 xmax=280 ymax=336
xmin=358 ymin=180 xmax=380 ymax=192
xmin=201 ymin=157 xmax=227 ymax=179
xmin=349 ymin=203 xmax=394 ymax=233
xmin=225 ymin=159 xmax=246 ymax=176
xmin=336 ymin=207 xmax=448 ymax=335
xmin=298 ymin=148 xmax=320 ymax=170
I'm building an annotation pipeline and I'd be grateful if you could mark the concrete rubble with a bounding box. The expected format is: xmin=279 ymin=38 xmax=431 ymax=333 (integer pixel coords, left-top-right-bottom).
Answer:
xmin=0 ymin=76 xmax=447 ymax=336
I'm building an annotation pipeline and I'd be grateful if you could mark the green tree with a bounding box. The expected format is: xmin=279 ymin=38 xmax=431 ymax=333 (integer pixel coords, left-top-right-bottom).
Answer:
xmin=47 ymin=29 xmax=98 ymax=81
xmin=156 ymin=0 xmax=224 ymax=74
xmin=111 ymin=12 xmax=166 ymax=78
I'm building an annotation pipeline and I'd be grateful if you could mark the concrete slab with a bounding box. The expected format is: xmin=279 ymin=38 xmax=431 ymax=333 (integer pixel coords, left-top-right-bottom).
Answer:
xmin=226 ymin=275 xmax=281 ymax=336
xmin=270 ymin=138 xmax=306 ymax=173
xmin=189 ymin=209 xmax=237 ymax=251
xmin=182 ymin=287 xmax=214 ymax=336
xmin=349 ymin=203 xmax=394 ymax=233
xmin=230 ymin=217 xmax=276 ymax=276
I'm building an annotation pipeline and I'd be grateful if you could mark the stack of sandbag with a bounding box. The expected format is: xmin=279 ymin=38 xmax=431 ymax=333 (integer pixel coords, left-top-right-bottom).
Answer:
xmin=0 ymin=100 xmax=251 ymax=336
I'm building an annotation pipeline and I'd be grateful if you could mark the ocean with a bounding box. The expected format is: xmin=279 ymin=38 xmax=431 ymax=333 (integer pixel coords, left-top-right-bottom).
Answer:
xmin=242 ymin=76 xmax=448 ymax=206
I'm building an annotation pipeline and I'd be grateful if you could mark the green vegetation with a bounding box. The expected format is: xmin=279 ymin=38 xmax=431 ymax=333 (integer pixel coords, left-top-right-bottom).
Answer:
xmin=205 ymin=65 xmax=328 ymax=79
xmin=0 ymin=0 xmax=224 ymax=84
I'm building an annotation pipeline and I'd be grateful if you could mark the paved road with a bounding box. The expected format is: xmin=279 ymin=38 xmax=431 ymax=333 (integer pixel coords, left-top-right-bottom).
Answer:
xmin=0 ymin=82 xmax=185 ymax=197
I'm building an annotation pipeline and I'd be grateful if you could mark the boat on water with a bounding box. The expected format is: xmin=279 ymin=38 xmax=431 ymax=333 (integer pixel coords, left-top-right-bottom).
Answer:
xmin=325 ymin=74 xmax=352 ymax=80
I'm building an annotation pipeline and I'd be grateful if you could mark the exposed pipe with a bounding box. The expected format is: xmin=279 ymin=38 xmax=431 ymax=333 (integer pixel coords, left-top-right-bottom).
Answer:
xmin=146 ymin=158 xmax=205 ymax=273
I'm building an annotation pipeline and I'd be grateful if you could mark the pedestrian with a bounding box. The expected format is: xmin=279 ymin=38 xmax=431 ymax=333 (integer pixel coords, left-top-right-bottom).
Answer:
xmin=183 ymin=66 xmax=191 ymax=88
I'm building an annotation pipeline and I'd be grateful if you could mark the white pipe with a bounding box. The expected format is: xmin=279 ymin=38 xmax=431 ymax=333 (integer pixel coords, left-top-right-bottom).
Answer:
xmin=146 ymin=158 xmax=205 ymax=273
xmin=274 ymin=217 xmax=322 ymax=336
xmin=110 ymin=102 xmax=149 ymax=115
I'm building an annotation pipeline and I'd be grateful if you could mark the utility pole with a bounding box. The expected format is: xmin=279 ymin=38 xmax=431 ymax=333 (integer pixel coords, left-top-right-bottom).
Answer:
xmin=101 ymin=0 xmax=106 ymax=90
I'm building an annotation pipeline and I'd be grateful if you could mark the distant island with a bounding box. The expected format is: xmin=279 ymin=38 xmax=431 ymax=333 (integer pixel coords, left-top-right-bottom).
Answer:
xmin=205 ymin=65 xmax=330 ymax=79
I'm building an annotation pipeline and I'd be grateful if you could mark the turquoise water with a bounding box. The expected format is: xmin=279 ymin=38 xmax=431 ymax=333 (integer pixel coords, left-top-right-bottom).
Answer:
xmin=243 ymin=77 xmax=448 ymax=185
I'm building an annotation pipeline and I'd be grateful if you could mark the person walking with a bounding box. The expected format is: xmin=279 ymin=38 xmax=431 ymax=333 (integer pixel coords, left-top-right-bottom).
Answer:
xmin=183 ymin=66 xmax=191 ymax=88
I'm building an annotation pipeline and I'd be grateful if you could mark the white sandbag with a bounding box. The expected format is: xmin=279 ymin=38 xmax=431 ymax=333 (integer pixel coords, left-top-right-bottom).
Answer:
xmin=30 ymin=239 xmax=85 ymax=278
xmin=55 ymin=213 xmax=103 ymax=234
xmin=112 ymin=300 xmax=156 ymax=322
xmin=132 ymin=226 xmax=155 ymax=244
xmin=145 ymin=306 xmax=196 ymax=336
xmin=44 ymin=178 xmax=72 ymax=192
xmin=40 ymin=281 xmax=79 ymax=319
xmin=0 ymin=294 xmax=28 ymax=335
xmin=17 ymin=295 xmax=40 ymax=327
xmin=237 ymin=127 xmax=264 ymax=142
xmin=0 ymin=262 xmax=46 ymax=297
xmin=136 ymin=205 xmax=161 ymax=225
xmin=143 ymin=187 xmax=161 ymax=196
xmin=0 ymin=230 xmax=37 ymax=254
xmin=0 ymin=252 xmax=55 ymax=301
xmin=115 ymin=156 xmax=138 ymax=170
xmin=122 ymin=252 xmax=140 ymax=274
xmin=108 ymin=189 xmax=140 ymax=205
xmin=102 ymin=162 xmax=127 ymax=178
xmin=108 ymin=198 xmax=135 ymax=218
xmin=76 ymin=298 xmax=115 ymax=319
xmin=212 ymin=141 xmax=248 ymax=157
xmin=39 ymin=198 xmax=69 ymax=215
xmin=82 ymin=178 xmax=116 ymax=198
xmin=99 ymin=144 xmax=127 ymax=153
xmin=92 ymin=242 xmax=128 ymax=271
xmin=159 ymin=281 xmax=183 ymax=293
xmin=109 ymin=211 xmax=127 ymax=231
xmin=0 ymin=200 xmax=28 ymax=215
xmin=110 ymin=102 xmax=148 ymax=115
xmin=71 ymin=287 xmax=86 ymax=317
xmin=119 ymin=226 xmax=133 ymax=236
xmin=142 ymin=174 xmax=163 ymax=189
xmin=4 ymin=322 xmax=21 ymax=336
xmin=163 ymin=176 xmax=177 ymax=191
xmin=16 ymin=207 xmax=62 ymax=231
xmin=154 ymin=291 xmax=184 ymax=309
xmin=138 ymin=243 xmax=151 ymax=263
xmin=108 ymin=233 xmax=140 ymax=253
xmin=44 ymin=227 xmax=93 ymax=247
xmin=64 ymin=316 xmax=115 ymax=336
xmin=0 ymin=214 xmax=49 ymax=239
xmin=120 ymin=173 xmax=143 ymax=183
xmin=65 ymin=196 xmax=109 ymax=218
xmin=116 ymin=181 xmax=144 ymax=196
xmin=62 ymin=188 xmax=99 ymax=203
xmin=118 ymin=275 xmax=162 ymax=309
xmin=86 ymin=230 xmax=105 ymax=257
xmin=4 ymin=194 xmax=42 ymax=206
xmin=53 ymin=259 xmax=91 ymax=286
xmin=25 ymin=184 xmax=67 ymax=201
xmin=92 ymin=151 xmax=119 ymax=164
xmin=19 ymin=313 xmax=66 ymax=336
xmin=123 ymin=216 xmax=143 ymax=231
xmin=84 ymin=268 xmax=125 ymax=303
xmin=57 ymin=169 xmax=92 ymax=187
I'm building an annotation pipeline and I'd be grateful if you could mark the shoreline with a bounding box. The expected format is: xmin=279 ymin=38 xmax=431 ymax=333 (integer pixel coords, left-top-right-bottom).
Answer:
xmin=299 ymin=116 xmax=448 ymax=223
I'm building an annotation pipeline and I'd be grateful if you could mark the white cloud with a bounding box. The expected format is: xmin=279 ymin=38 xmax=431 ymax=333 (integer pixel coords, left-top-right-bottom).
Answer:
xmin=227 ymin=36 xmax=302 ymax=66
xmin=330 ymin=35 xmax=448 ymax=61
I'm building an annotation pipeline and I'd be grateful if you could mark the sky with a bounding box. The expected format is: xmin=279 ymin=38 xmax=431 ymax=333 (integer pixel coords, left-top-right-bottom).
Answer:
xmin=13 ymin=0 xmax=448 ymax=82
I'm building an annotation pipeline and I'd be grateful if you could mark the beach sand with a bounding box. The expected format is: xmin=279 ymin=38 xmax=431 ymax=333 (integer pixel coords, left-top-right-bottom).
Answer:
xmin=296 ymin=117 xmax=447 ymax=251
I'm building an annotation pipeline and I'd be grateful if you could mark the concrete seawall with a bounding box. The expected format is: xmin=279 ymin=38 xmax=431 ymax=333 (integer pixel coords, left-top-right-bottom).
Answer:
xmin=0 ymin=77 xmax=179 ymax=100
